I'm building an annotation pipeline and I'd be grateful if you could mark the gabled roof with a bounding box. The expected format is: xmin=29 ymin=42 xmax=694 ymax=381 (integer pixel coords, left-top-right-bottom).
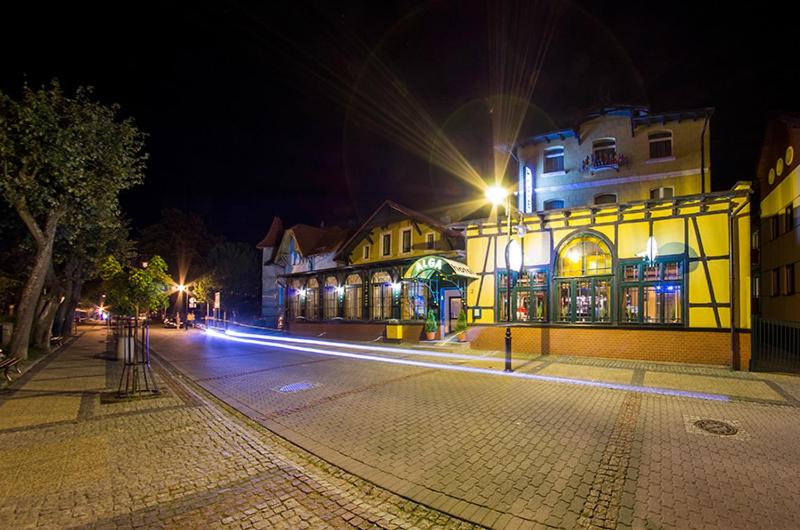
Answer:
xmin=285 ymin=224 xmax=350 ymax=257
xmin=256 ymin=217 xmax=284 ymax=249
xmin=334 ymin=200 xmax=462 ymax=262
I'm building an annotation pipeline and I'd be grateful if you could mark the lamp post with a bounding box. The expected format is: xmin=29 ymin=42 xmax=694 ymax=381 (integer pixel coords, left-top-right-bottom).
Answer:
xmin=486 ymin=185 xmax=515 ymax=372
xmin=177 ymin=284 xmax=187 ymax=329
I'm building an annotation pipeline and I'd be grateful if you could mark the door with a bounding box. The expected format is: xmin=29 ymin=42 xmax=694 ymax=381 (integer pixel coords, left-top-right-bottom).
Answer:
xmin=448 ymin=296 xmax=463 ymax=334
xmin=441 ymin=288 xmax=461 ymax=334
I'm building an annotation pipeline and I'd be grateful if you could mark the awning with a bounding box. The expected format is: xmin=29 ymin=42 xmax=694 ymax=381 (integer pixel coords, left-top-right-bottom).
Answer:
xmin=403 ymin=256 xmax=479 ymax=280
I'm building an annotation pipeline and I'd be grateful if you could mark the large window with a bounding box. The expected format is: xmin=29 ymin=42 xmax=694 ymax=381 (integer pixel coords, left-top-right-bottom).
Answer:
xmin=648 ymin=131 xmax=673 ymax=159
xmin=402 ymin=229 xmax=412 ymax=253
xmin=305 ymin=278 xmax=319 ymax=319
xmin=498 ymin=269 xmax=547 ymax=322
xmin=371 ymin=271 xmax=393 ymax=319
xmin=619 ymin=258 xmax=683 ymax=324
xmin=288 ymin=280 xmax=303 ymax=319
xmin=323 ymin=276 xmax=339 ymax=319
xmin=543 ymin=146 xmax=565 ymax=173
xmin=592 ymin=138 xmax=617 ymax=166
xmin=382 ymin=234 xmax=392 ymax=256
xmin=555 ymin=235 xmax=613 ymax=323
xmin=344 ymin=274 xmax=363 ymax=319
xmin=401 ymin=280 xmax=427 ymax=320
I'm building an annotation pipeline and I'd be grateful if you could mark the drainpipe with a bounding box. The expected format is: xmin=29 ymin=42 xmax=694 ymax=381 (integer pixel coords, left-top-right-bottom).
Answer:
xmin=729 ymin=196 xmax=751 ymax=370
xmin=700 ymin=111 xmax=712 ymax=194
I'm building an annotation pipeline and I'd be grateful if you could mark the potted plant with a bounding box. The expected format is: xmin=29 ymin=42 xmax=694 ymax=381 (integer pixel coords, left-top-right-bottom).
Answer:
xmin=455 ymin=309 xmax=468 ymax=342
xmin=424 ymin=310 xmax=437 ymax=341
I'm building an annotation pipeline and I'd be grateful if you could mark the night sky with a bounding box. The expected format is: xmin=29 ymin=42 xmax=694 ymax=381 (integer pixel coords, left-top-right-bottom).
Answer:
xmin=2 ymin=1 xmax=799 ymax=244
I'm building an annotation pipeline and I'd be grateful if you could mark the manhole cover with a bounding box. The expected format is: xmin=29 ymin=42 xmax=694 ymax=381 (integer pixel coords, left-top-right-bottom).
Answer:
xmin=694 ymin=419 xmax=738 ymax=436
xmin=275 ymin=381 xmax=318 ymax=393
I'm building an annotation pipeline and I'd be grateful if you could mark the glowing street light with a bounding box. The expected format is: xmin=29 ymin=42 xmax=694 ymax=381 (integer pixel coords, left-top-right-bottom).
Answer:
xmin=485 ymin=185 xmax=509 ymax=207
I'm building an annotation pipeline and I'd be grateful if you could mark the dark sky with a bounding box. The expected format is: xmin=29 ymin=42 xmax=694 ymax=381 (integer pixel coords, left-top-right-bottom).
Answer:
xmin=3 ymin=1 xmax=799 ymax=244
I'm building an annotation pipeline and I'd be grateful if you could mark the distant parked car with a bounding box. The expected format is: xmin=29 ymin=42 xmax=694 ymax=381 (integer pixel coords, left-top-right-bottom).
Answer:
xmin=163 ymin=317 xmax=178 ymax=329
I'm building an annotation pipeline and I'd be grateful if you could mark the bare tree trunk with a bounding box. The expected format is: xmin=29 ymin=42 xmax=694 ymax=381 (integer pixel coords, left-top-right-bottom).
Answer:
xmin=9 ymin=206 xmax=63 ymax=360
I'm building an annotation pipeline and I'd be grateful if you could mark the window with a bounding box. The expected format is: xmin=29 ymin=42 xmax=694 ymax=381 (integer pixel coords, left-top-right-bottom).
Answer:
xmin=288 ymin=280 xmax=303 ymax=319
xmin=363 ymin=245 xmax=371 ymax=260
xmin=785 ymin=264 xmax=796 ymax=295
xmin=648 ymin=131 xmax=673 ymax=159
xmin=371 ymin=271 xmax=393 ymax=319
xmin=543 ymin=199 xmax=565 ymax=210
xmin=426 ymin=233 xmax=435 ymax=250
xmin=322 ymin=277 xmax=338 ymax=319
xmin=752 ymin=274 xmax=759 ymax=299
xmin=401 ymin=281 xmax=427 ymax=320
xmin=770 ymin=269 xmax=780 ymax=296
xmin=650 ymin=187 xmax=674 ymax=199
xmin=543 ymin=146 xmax=565 ymax=173
xmin=619 ymin=259 xmax=684 ymax=324
xmin=555 ymin=235 xmax=613 ymax=323
xmin=402 ymin=229 xmax=412 ymax=253
xmin=751 ymin=229 xmax=759 ymax=251
xmin=344 ymin=274 xmax=363 ymax=319
xmin=498 ymin=269 xmax=547 ymax=322
xmin=594 ymin=193 xmax=617 ymax=205
xmin=592 ymin=138 xmax=617 ymax=165
xmin=382 ymin=234 xmax=392 ymax=256
xmin=305 ymin=278 xmax=319 ymax=319
xmin=785 ymin=204 xmax=795 ymax=233
xmin=771 ymin=215 xmax=780 ymax=240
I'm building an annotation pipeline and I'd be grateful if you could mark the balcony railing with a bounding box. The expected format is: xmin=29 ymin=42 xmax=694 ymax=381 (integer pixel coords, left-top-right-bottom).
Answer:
xmin=580 ymin=152 xmax=630 ymax=175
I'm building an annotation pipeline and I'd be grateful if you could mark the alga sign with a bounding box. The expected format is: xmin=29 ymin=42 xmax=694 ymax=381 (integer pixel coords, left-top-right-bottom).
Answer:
xmin=404 ymin=256 xmax=479 ymax=280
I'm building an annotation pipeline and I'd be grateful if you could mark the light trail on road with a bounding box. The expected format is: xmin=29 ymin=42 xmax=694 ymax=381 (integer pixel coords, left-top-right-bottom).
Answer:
xmin=206 ymin=329 xmax=730 ymax=402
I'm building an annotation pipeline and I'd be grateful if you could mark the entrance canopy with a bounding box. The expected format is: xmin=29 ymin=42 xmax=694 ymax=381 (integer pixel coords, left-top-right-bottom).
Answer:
xmin=403 ymin=256 xmax=479 ymax=280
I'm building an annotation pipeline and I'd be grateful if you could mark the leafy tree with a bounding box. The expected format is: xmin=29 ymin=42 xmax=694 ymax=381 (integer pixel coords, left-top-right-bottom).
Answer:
xmin=0 ymin=81 xmax=146 ymax=358
xmin=206 ymin=241 xmax=260 ymax=318
xmin=100 ymin=255 xmax=169 ymax=317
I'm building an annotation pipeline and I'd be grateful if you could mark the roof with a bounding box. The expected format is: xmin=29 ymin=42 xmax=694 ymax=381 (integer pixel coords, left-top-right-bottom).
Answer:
xmin=289 ymin=224 xmax=350 ymax=256
xmin=256 ymin=217 xmax=284 ymax=249
xmin=517 ymin=105 xmax=714 ymax=147
xmin=334 ymin=200 xmax=463 ymax=262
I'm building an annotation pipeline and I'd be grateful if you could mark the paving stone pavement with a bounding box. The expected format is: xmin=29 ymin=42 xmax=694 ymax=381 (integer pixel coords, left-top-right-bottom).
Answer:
xmin=0 ymin=328 xmax=480 ymax=529
xmin=150 ymin=327 xmax=800 ymax=529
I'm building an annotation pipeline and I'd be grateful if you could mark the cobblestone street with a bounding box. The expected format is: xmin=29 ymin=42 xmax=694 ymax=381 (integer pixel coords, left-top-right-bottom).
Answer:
xmin=0 ymin=328 xmax=475 ymax=529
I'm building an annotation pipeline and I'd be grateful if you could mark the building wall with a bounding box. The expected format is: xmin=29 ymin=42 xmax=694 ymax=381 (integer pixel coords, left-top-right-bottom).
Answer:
xmin=348 ymin=219 xmax=446 ymax=266
xmin=465 ymin=185 xmax=751 ymax=336
xmin=517 ymin=114 xmax=711 ymax=211
xmin=260 ymin=247 xmax=282 ymax=326
xmin=466 ymin=325 xmax=750 ymax=367
xmin=759 ymin=144 xmax=800 ymax=321
xmin=288 ymin=321 xmax=424 ymax=343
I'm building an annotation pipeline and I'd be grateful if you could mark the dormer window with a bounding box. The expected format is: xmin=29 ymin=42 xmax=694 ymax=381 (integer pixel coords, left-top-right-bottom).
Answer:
xmin=543 ymin=146 xmax=565 ymax=173
xmin=648 ymin=131 xmax=673 ymax=159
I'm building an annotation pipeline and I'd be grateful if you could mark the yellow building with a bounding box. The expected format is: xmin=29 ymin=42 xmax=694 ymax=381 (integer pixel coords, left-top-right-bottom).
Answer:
xmin=282 ymin=201 xmax=477 ymax=342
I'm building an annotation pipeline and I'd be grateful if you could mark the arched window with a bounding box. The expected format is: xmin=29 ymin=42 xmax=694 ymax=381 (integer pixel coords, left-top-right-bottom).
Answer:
xmin=323 ymin=276 xmax=339 ymax=319
xmin=344 ymin=274 xmax=363 ymax=320
xmin=555 ymin=234 xmax=613 ymax=323
xmin=288 ymin=279 xmax=303 ymax=319
xmin=371 ymin=271 xmax=393 ymax=320
xmin=648 ymin=130 xmax=673 ymax=159
xmin=594 ymin=193 xmax=617 ymax=205
xmin=543 ymin=199 xmax=565 ymax=210
xmin=305 ymin=278 xmax=319 ymax=319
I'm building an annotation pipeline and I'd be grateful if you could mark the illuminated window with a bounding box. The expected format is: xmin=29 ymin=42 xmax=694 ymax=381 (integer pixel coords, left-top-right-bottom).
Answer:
xmin=543 ymin=146 xmax=565 ymax=173
xmin=498 ymin=269 xmax=547 ymax=322
xmin=322 ymin=276 xmax=338 ymax=319
xmin=543 ymin=199 xmax=564 ymax=210
xmin=288 ymin=279 xmax=303 ymax=319
xmin=344 ymin=274 xmax=363 ymax=319
xmin=619 ymin=259 xmax=683 ymax=324
xmin=648 ymin=131 xmax=673 ymax=159
xmin=401 ymin=281 xmax=427 ymax=320
xmin=304 ymin=278 xmax=319 ymax=319
xmin=371 ymin=271 xmax=393 ymax=319
xmin=555 ymin=235 xmax=613 ymax=323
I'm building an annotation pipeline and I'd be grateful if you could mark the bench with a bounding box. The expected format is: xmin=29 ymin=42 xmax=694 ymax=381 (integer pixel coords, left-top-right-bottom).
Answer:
xmin=50 ymin=336 xmax=64 ymax=348
xmin=0 ymin=355 xmax=21 ymax=382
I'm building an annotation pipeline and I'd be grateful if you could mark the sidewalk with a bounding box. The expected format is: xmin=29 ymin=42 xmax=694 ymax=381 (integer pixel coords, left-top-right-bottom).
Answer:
xmin=0 ymin=328 xmax=475 ymax=529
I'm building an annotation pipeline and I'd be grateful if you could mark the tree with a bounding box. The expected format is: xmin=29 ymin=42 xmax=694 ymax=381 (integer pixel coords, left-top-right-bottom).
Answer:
xmin=206 ymin=242 xmax=260 ymax=318
xmin=0 ymin=81 xmax=146 ymax=358
xmin=100 ymin=255 xmax=169 ymax=317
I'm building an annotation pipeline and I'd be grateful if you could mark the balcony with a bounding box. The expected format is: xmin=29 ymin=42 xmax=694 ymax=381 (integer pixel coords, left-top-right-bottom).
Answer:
xmin=579 ymin=152 xmax=630 ymax=175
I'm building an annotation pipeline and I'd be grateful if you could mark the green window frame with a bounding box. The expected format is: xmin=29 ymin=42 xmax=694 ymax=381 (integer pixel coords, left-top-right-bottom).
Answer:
xmin=618 ymin=257 xmax=685 ymax=325
xmin=497 ymin=268 xmax=548 ymax=322
xmin=554 ymin=277 xmax=612 ymax=323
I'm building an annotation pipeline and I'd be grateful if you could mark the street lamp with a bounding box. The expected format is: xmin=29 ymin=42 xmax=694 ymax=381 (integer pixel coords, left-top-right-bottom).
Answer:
xmin=177 ymin=284 xmax=188 ymax=329
xmin=485 ymin=185 xmax=515 ymax=372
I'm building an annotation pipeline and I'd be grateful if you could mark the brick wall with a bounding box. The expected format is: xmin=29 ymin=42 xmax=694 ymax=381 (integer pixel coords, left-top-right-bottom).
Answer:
xmin=467 ymin=325 xmax=750 ymax=367
xmin=289 ymin=321 xmax=386 ymax=342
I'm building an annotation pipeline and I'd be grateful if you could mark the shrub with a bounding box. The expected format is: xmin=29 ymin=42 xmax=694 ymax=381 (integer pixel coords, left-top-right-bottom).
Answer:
xmin=455 ymin=309 xmax=467 ymax=333
xmin=425 ymin=310 xmax=437 ymax=333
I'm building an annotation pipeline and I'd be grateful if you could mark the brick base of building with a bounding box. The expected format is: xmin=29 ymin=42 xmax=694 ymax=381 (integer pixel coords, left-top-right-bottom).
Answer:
xmin=287 ymin=321 xmax=426 ymax=343
xmin=467 ymin=325 xmax=751 ymax=367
